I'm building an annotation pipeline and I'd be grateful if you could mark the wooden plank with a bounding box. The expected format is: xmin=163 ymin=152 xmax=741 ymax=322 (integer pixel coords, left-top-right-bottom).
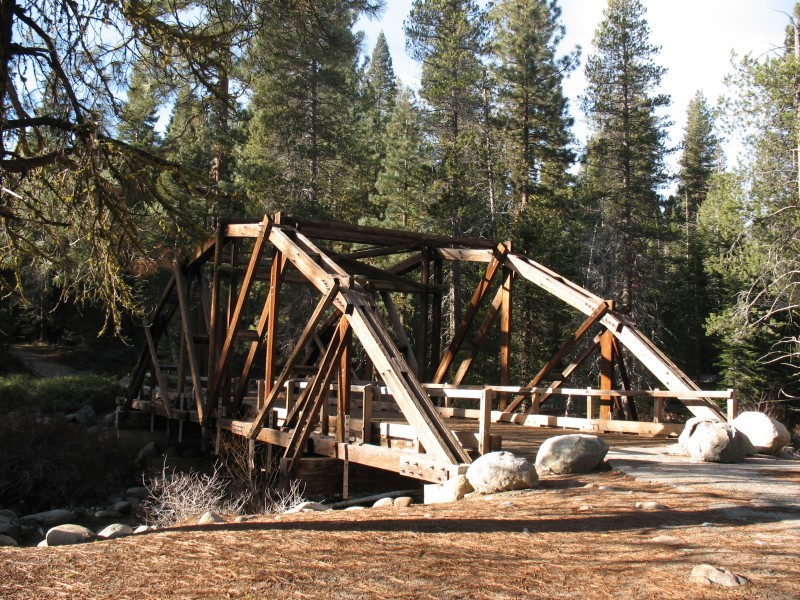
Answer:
xmin=143 ymin=326 xmax=172 ymax=419
xmin=173 ymin=262 xmax=206 ymax=423
xmin=432 ymin=243 xmax=508 ymax=384
xmin=435 ymin=248 xmax=494 ymax=262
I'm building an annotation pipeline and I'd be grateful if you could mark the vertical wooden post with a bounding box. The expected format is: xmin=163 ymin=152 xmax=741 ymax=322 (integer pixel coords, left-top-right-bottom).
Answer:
xmin=479 ymin=389 xmax=493 ymax=455
xmin=727 ymin=390 xmax=737 ymax=423
xmin=499 ymin=258 xmax=513 ymax=410
xmin=342 ymin=444 xmax=350 ymax=500
xmin=599 ymin=328 xmax=615 ymax=420
xmin=336 ymin=318 xmax=352 ymax=443
xmin=586 ymin=393 xmax=597 ymax=419
xmin=265 ymin=249 xmax=282 ymax=395
xmin=285 ymin=379 xmax=296 ymax=414
xmin=362 ymin=384 xmax=375 ymax=444
xmin=208 ymin=225 xmax=224 ymax=381
xmin=431 ymin=258 xmax=443 ymax=384
xmin=653 ymin=396 xmax=664 ymax=423
xmin=257 ymin=379 xmax=266 ymax=412
xmin=418 ymin=249 xmax=430 ymax=380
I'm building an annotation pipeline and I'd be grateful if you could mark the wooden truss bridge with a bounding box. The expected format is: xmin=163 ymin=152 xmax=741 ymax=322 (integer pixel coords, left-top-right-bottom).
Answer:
xmin=125 ymin=214 xmax=732 ymax=488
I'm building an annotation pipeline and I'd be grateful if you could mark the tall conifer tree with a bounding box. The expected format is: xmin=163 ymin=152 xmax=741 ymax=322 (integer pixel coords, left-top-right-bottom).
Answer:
xmin=580 ymin=0 xmax=670 ymax=314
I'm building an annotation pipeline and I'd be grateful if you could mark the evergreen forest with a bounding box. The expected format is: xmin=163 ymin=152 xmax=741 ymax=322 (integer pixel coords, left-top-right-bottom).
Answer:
xmin=1 ymin=0 xmax=799 ymax=422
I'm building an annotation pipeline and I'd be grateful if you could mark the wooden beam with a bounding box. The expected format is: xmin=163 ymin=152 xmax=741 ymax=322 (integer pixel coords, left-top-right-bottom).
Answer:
xmin=173 ymin=262 xmax=206 ymax=423
xmin=282 ymin=321 xmax=348 ymax=475
xmin=336 ymin=318 xmax=352 ymax=443
xmin=265 ymin=248 xmax=285 ymax=395
xmin=452 ymin=286 xmax=503 ymax=386
xmin=435 ymin=248 xmax=494 ymax=262
xmin=599 ymin=328 xmax=615 ymax=420
xmin=432 ymin=243 xmax=508 ymax=384
xmin=417 ymin=250 xmax=430 ymax=380
xmin=499 ymin=264 xmax=513 ymax=409
xmin=206 ymin=215 xmax=271 ymax=415
xmin=247 ymin=284 xmax=340 ymax=439
xmin=144 ymin=325 xmax=172 ymax=419
xmin=380 ymin=290 xmax=420 ymax=375
xmin=504 ymin=302 xmax=609 ymax=414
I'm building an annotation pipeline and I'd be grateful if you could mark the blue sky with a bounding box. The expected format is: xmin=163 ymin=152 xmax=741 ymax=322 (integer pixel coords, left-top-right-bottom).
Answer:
xmin=355 ymin=0 xmax=795 ymax=170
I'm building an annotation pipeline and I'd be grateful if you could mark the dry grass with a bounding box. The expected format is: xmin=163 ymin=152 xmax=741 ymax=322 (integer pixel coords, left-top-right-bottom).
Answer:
xmin=1 ymin=470 xmax=798 ymax=599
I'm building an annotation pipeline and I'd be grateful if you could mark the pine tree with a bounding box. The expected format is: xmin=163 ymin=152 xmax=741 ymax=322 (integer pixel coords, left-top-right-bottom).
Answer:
xmin=663 ymin=92 xmax=719 ymax=379
xmin=405 ymin=0 xmax=489 ymax=238
xmin=580 ymin=0 xmax=671 ymax=314
xmin=369 ymin=87 xmax=430 ymax=229
xmin=701 ymin=10 xmax=800 ymax=406
xmin=489 ymin=0 xmax=577 ymax=216
xmin=238 ymin=2 xmax=369 ymax=220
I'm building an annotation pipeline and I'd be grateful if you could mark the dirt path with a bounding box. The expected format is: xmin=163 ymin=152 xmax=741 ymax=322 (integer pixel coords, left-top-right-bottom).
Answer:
xmin=10 ymin=344 xmax=79 ymax=378
xmin=1 ymin=470 xmax=798 ymax=599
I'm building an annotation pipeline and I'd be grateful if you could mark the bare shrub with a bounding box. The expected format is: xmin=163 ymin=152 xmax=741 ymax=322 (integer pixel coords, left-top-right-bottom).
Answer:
xmin=143 ymin=463 xmax=248 ymax=528
xmin=262 ymin=478 xmax=306 ymax=514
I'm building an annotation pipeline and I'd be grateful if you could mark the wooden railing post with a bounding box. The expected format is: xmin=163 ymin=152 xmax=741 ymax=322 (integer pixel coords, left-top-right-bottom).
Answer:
xmin=362 ymin=384 xmax=376 ymax=444
xmin=727 ymin=390 xmax=737 ymax=423
xmin=479 ymin=389 xmax=493 ymax=455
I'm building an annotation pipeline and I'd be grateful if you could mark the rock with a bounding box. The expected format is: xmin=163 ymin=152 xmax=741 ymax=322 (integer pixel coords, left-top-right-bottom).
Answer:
xmin=125 ymin=487 xmax=149 ymax=499
xmin=0 ymin=509 xmax=18 ymax=520
xmin=689 ymin=564 xmax=748 ymax=587
xmin=113 ymin=501 xmax=131 ymax=515
xmin=284 ymin=501 xmax=330 ymax=514
xmin=577 ymin=505 xmax=593 ymax=511
xmin=234 ymin=516 xmax=249 ymax=523
xmin=37 ymin=540 xmax=48 ymax=548
xmin=649 ymin=535 xmax=681 ymax=545
xmin=95 ymin=510 xmax=123 ymax=519
xmin=74 ymin=404 xmax=96 ymax=425
xmin=0 ymin=533 xmax=18 ymax=547
xmin=86 ymin=425 xmax=100 ymax=435
xmin=19 ymin=509 xmax=77 ymax=528
xmin=133 ymin=525 xmax=150 ymax=534
xmin=394 ymin=496 xmax=413 ymax=509
xmin=466 ymin=451 xmax=538 ymax=494
xmin=0 ymin=522 xmax=19 ymax=540
xmin=344 ymin=506 xmax=366 ymax=511
xmin=46 ymin=524 xmax=95 ymax=546
xmin=97 ymin=523 xmax=133 ymax=539
xmin=198 ymin=511 xmax=224 ymax=525
xmin=103 ymin=412 xmax=116 ymax=427
xmin=535 ymin=434 xmax=609 ymax=474
xmin=372 ymin=497 xmax=394 ymax=508
xmin=424 ymin=475 xmax=474 ymax=504
xmin=635 ymin=501 xmax=669 ymax=510
xmin=732 ymin=411 xmax=791 ymax=455
xmin=136 ymin=441 xmax=159 ymax=465
xmin=679 ymin=419 xmax=747 ymax=463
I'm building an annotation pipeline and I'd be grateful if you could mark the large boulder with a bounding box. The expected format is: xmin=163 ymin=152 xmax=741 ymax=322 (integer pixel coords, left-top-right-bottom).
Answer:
xmin=19 ymin=509 xmax=77 ymax=528
xmin=535 ymin=434 xmax=609 ymax=474
xmin=97 ymin=523 xmax=133 ymax=539
xmin=466 ymin=451 xmax=538 ymax=495
xmin=732 ymin=411 xmax=791 ymax=455
xmin=679 ymin=418 xmax=747 ymax=463
xmin=46 ymin=524 xmax=95 ymax=546
xmin=424 ymin=475 xmax=474 ymax=504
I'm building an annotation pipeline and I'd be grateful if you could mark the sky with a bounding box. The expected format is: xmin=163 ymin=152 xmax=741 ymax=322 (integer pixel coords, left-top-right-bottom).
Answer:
xmin=354 ymin=0 xmax=795 ymax=172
